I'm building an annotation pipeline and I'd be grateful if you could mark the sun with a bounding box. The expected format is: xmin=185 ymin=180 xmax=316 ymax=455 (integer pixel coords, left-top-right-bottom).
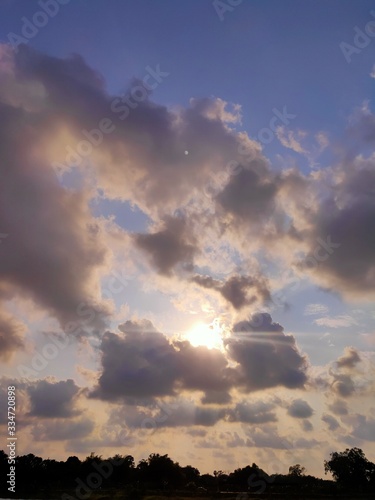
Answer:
xmin=185 ymin=320 xmax=223 ymax=349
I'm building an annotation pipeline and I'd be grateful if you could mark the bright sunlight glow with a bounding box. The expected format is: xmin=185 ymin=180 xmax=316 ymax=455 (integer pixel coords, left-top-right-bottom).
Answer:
xmin=185 ymin=320 xmax=224 ymax=349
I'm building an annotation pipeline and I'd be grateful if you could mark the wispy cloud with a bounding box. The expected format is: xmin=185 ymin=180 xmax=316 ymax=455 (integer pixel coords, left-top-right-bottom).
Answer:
xmin=304 ymin=303 xmax=329 ymax=316
xmin=276 ymin=126 xmax=307 ymax=153
xmin=314 ymin=315 xmax=357 ymax=328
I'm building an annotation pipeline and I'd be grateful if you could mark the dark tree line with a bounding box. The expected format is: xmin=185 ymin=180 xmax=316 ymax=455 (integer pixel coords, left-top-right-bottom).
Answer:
xmin=0 ymin=447 xmax=374 ymax=498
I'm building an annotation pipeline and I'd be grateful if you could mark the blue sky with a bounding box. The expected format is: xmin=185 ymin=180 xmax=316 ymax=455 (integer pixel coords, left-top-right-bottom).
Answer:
xmin=0 ymin=0 xmax=375 ymax=479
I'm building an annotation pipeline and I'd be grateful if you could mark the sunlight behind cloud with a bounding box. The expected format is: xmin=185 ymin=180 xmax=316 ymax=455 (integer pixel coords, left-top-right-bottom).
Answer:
xmin=185 ymin=320 xmax=224 ymax=350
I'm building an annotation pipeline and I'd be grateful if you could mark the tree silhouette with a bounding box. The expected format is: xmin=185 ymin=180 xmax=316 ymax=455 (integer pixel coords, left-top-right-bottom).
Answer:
xmin=137 ymin=453 xmax=184 ymax=489
xmin=289 ymin=463 xmax=306 ymax=476
xmin=324 ymin=447 xmax=375 ymax=490
xmin=0 ymin=446 xmax=372 ymax=497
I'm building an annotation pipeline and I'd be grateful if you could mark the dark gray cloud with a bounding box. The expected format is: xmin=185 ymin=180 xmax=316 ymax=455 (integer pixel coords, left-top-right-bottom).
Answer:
xmin=350 ymin=414 xmax=375 ymax=442
xmin=336 ymin=346 xmax=361 ymax=369
xmin=225 ymin=313 xmax=308 ymax=391
xmin=293 ymin=437 xmax=320 ymax=449
xmin=227 ymin=400 xmax=277 ymax=424
xmin=30 ymin=417 xmax=94 ymax=441
xmin=216 ymin=163 xmax=279 ymax=224
xmin=187 ymin=428 xmax=207 ymax=437
xmin=110 ymin=394 xmax=281 ymax=429
xmin=327 ymin=398 xmax=348 ymax=416
xmin=135 ymin=216 xmax=197 ymax=275
xmin=27 ymin=379 xmax=81 ymax=418
xmin=297 ymin=157 xmax=375 ymax=299
xmin=321 ymin=413 xmax=340 ymax=431
xmin=0 ymin=310 xmax=25 ymax=360
xmin=287 ymin=399 xmax=314 ymax=419
xmin=91 ymin=320 xmax=179 ymax=400
xmin=191 ymin=274 xmax=271 ymax=310
xmin=245 ymin=425 xmax=292 ymax=449
xmin=224 ymin=432 xmax=247 ymax=448
xmin=200 ymin=390 xmax=232 ymax=405
xmin=125 ymin=401 xmax=226 ymax=429
xmin=301 ymin=419 xmax=313 ymax=432
xmin=330 ymin=373 xmax=356 ymax=398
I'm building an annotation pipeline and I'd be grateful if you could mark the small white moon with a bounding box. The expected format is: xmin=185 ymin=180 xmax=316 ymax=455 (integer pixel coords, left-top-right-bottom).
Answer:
xmin=184 ymin=150 xmax=189 ymax=155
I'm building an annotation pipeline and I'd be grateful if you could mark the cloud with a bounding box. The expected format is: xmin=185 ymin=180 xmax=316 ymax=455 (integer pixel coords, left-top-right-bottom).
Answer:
xmin=0 ymin=43 xmax=285 ymax=326
xmin=224 ymin=431 xmax=247 ymax=448
xmin=4 ymin=45 xmax=253 ymax=219
xmin=297 ymin=153 xmax=375 ymax=300
xmin=227 ymin=400 xmax=277 ymax=424
xmin=293 ymin=437 xmax=320 ymax=449
xmin=314 ymin=315 xmax=357 ymax=328
xmin=30 ymin=417 xmax=94 ymax=441
xmin=113 ymin=399 xmax=226 ymax=428
xmin=90 ymin=319 xmax=234 ymax=403
xmin=327 ymin=348 xmax=366 ymax=398
xmin=287 ymin=399 xmax=314 ymax=419
xmin=135 ymin=216 xmax=197 ymax=276
xmin=189 ymin=97 xmax=242 ymax=124
xmin=349 ymin=414 xmax=375 ymax=442
xmin=336 ymin=347 xmax=361 ymax=369
xmin=0 ymin=45 xmax=112 ymax=336
xmin=315 ymin=132 xmax=329 ymax=153
xmin=2 ymin=43 xmax=375 ymax=345
xmin=191 ymin=274 xmax=271 ymax=310
xmin=330 ymin=373 xmax=355 ymax=398
xmin=321 ymin=413 xmax=340 ymax=431
xmin=187 ymin=428 xmax=207 ymax=437
xmin=304 ymin=303 xmax=329 ymax=316
xmin=91 ymin=315 xmax=309 ymax=404
xmin=327 ymin=399 xmax=348 ymax=416
xmin=276 ymin=126 xmax=307 ymax=154
xmin=215 ymin=164 xmax=279 ymax=227
xmin=245 ymin=425 xmax=292 ymax=449
xmin=225 ymin=313 xmax=308 ymax=391
xmin=0 ymin=377 xmax=28 ymax=425
xmin=0 ymin=310 xmax=25 ymax=360
xmin=301 ymin=419 xmax=313 ymax=432
xmin=195 ymin=438 xmax=221 ymax=449
xmin=27 ymin=379 xmax=81 ymax=418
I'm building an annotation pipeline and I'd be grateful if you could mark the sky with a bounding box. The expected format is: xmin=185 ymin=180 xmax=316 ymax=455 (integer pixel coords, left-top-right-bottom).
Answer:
xmin=0 ymin=0 xmax=375 ymax=479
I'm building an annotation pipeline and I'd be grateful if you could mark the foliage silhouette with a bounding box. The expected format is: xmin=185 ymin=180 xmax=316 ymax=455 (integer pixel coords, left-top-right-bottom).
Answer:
xmin=324 ymin=447 xmax=375 ymax=490
xmin=0 ymin=446 xmax=374 ymax=498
